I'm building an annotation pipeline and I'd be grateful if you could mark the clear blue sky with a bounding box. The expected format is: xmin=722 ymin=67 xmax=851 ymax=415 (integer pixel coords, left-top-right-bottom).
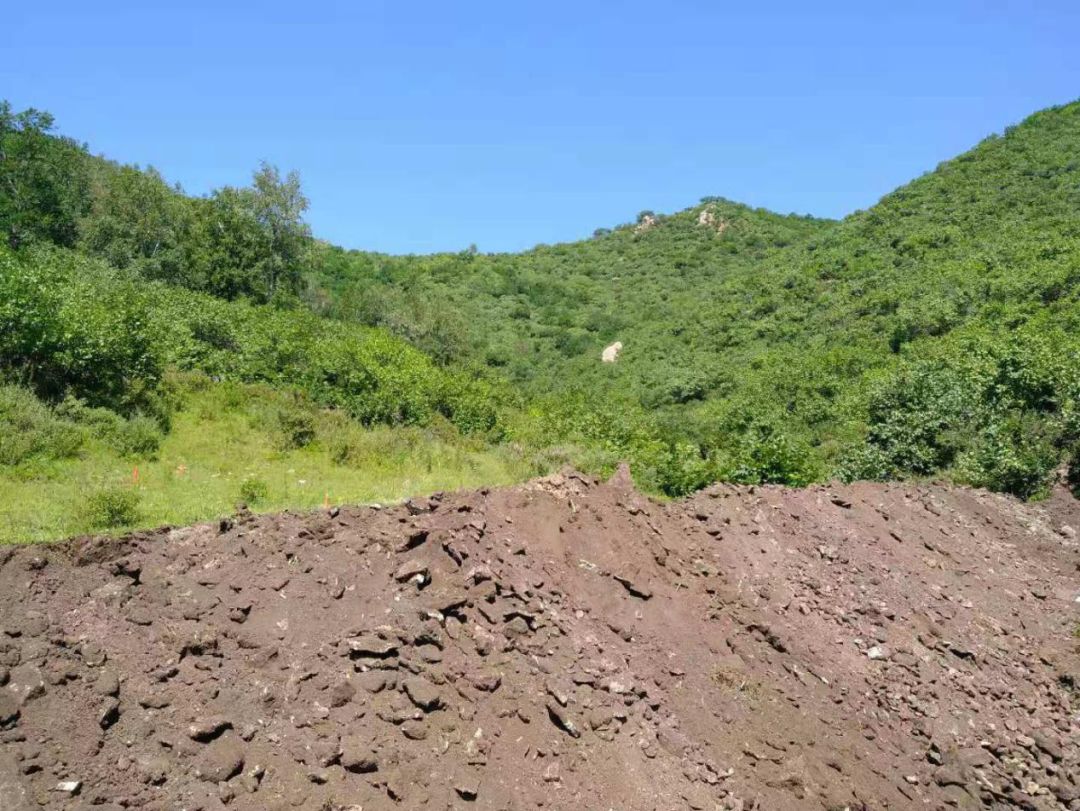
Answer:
xmin=5 ymin=1 xmax=1078 ymax=254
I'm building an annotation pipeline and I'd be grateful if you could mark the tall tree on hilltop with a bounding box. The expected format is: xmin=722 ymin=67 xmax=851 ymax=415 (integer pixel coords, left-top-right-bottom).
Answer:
xmin=251 ymin=162 xmax=311 ymax=300
xmin=0 ymin=102 xmax=90 ymax=249
xmin=191 ymin=162 xmax=312 ymax=302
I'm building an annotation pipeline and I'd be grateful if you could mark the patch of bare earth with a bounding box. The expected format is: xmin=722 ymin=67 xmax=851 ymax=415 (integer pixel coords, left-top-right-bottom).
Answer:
xmin=0 ymin=470 xmax=1077 ymax=809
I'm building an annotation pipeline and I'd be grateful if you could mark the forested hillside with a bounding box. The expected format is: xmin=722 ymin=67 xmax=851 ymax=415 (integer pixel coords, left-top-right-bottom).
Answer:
xmin=309 ymin=100 xmax=1080 ymax=498
xmin=310 ymin=201 xmax=831 ymax=386
xmin=1 ymin=99 xmax=1079 ymax=542
xmin=0 ymin=102 xmax=527 ymax=540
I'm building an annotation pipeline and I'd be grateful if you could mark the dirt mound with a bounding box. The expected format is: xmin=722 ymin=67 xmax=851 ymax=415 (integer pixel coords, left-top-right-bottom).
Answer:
xmin=0 ymin=472 xmax=1077 ymax=810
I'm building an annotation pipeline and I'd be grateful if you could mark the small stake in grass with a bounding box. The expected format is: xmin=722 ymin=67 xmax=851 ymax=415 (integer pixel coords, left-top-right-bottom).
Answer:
xmin=132 ymin=466 xmax=139 ymax=486
xmin=323 ymin=491 xmax=330 ymax=510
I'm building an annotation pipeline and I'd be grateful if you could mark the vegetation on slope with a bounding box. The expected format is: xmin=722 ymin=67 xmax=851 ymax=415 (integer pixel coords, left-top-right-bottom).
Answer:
xmin=308 ymin=101 xmax=1080 ymax=498
xmin=0 ymin=101 xmax=530 ymax=539
xmin=0 ymin=244 xmax=508 ymax=433
xmin=0 ymin=374 xmax=530 ymax=543
xmin=1 ymin=101 xmax=312 ymax=303
xmin=2 ymin=97 xmax=1079 ymax=538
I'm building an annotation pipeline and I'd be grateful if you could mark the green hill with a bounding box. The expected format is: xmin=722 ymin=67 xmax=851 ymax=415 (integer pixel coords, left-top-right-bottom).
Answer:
xmin=308 ymin=101 xmax=1080 ymax=497
xmin=0 ymin=103 xmax=531 ymax=541
xmin=309 ymin=199 xmax=832 ymax=392
xmin=2 ymin=98 xmax=1079 ymax=543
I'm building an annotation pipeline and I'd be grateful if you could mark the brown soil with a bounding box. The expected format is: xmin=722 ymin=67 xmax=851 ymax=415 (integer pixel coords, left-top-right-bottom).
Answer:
xmin=0 ymin=469 xmax=1077 ymax=810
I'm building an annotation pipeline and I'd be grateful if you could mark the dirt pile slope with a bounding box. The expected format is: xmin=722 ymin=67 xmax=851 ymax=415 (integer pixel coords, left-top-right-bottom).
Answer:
xmin=0 ymin=470 xmax=1077 ymax=810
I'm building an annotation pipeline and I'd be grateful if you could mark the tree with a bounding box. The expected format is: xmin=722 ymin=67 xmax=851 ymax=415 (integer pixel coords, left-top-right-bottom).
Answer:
xmin=0 ymin=101 xmax=90 ymax=249
xmin=79 ymin=163 xmax=191 ymax=281
xmin=251 ymin=162 xmax=311 ymax=300
xmin=189 ymin=162 xmax=312 ymax=302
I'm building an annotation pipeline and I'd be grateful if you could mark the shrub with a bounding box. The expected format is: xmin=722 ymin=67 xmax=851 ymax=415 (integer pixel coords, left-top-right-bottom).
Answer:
xmin=54 ymin=397 xmax=164 ymax=459
xmin=330 ymin=436 xmax=361 ymax=466
xmin=953 ymin=415 xmax=1060 ymax=500
xmin=0 ymin=246 xmax=162 ymax=412
xmin=525 ymin=444 xmax=578 ymax=476
xmin=82 ymin=484 xmax=140 ymax=529
xmin=115 ymin=414 xmax=165 ymax=458
xmin=839 ymin=329 xmax=1079 ymax=498
xmin=650 ymin=442 xmax=713 ymax=497
xmin=238 ymin=476 xmax=269 ymax=505
xmin=1069 ymin=450 xmax=1080 ymax=498
xmin=437 ymin=377 xmax=503 ymax=436
xmin=270 ymin=404 xmax=317 ymax=450
xmin=724 ymin=425 xmax=819 ymax=487
xmin=0 ymin=385 xmax=85 ymax=466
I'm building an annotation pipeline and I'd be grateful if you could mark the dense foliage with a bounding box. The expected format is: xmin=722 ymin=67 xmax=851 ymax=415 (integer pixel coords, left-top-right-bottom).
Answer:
xmin=2 ymin=102 xmax=312 ymax=303
xmin=1 ymin=103 xmax=89 ymax=249
xmin=0 ymin=244 xmax=507 ymax=436
xmin=307 ymin=101 xmax=1080 ymax=497
xmin=2 ymin=98 xmax=1079 ymax=501
xmin=840 ymin=325 xmax=1080 ymax=498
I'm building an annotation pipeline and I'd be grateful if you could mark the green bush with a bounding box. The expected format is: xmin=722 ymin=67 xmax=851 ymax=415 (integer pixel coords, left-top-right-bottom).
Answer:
xmin=838 ymin=328 xmax=1080 ymax=498
xmin=54 ymin=397 xmax=164 ymax=459
xmin=723 ymin=425 xmax=820 ymax=487
xmin=238 ymin=477 xmax=269 ymax=505
xmin=1068 ymin=445 xmax=1080 ymax=498
xmin=268 ymin=403 xmax=315 ymax=451
xmin=115 ymin=414 xmax=165 ymax=458
xmin=650 ymin=442 xmax=714 ymax=496
xmin=82 ymin=484 xmax=140 ymax=530
xmin=0 ymin=246 xmax=162 ymax=412
xmin=0 ymin=385 xmax=85 ymax=465
xmin=330 ymin=436 xmax=360 ymax=466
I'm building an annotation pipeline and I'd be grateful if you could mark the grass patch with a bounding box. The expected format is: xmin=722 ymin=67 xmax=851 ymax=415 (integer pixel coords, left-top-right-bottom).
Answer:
xmin=0 ymin=377 xmax=534 ymax=544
